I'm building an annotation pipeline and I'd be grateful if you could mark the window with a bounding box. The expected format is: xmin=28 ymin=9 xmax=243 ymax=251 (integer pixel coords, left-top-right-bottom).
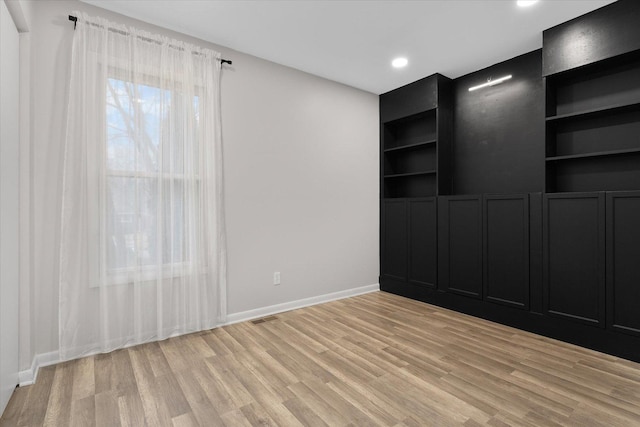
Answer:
xmin=104 ymin=77 xmax=200 ymax=283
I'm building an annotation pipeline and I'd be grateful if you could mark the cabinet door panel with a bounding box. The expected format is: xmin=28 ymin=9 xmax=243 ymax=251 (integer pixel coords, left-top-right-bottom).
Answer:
xmin=543 ymin=193 xmax=605 ymax=326
xmin=607 ymin=192 xmax=640 ymax=336
xmin=382 ymin=200 xmax=408 ymax=282
xmin=440 ymin=196 xmax=482 ymax=298
xmin=408 ymin=198 xmax=437 ymax=288
xmin=484 ymin=195 xmax=529 ymax=309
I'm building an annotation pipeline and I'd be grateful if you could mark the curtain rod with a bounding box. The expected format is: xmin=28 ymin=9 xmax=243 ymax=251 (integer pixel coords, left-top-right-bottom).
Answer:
xmin=68 ymin=15 xmax=233 ymax=65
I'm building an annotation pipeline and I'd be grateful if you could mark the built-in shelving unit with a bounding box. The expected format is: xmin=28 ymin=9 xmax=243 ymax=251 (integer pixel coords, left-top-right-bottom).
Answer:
xmin=545 ymin=50 xmax=640 ymax=192
xmin=382 ymin=110 xmax=438 ymax=197
xmin=380 ymin=74 xmax=452 ymax=289
xmin=380 ymin=0 xmax=640 ymax=365
xmin=380 ymin=74 xmax=452 ymax=198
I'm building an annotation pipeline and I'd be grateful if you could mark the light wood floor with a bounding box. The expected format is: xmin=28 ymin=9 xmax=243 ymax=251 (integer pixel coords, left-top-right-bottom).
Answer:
xmin=2 ymin=291 xmax=640 ymax=426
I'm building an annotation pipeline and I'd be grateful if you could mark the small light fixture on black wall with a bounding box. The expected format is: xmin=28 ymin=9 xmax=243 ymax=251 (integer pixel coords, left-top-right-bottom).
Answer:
xmin=468 ymin=75 xmax=513 ymax=92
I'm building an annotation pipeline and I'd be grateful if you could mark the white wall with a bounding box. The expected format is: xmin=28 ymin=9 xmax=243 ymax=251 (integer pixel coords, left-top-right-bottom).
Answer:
xmin=223 ymin=52 xmax=379 ymax=315
xmin=1 ymin=0 xmax=21 ymax=412
xmin=21 ymin=0 xmax=379 ymax=371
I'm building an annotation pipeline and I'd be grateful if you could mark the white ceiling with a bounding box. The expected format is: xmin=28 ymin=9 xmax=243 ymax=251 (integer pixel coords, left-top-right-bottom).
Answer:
xmin=82 ymin=0 xmax=616 ymax=94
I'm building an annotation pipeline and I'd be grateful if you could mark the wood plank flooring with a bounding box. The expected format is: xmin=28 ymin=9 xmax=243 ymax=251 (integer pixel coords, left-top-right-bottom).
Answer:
xmin=2 ymin=291 xmax=640 ymax=426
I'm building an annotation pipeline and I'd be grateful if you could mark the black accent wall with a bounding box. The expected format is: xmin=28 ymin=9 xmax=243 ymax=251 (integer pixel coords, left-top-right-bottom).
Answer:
xmin=379 ymin=0 xmax=640 ymax=363
xmin=453 ymin=51 xmax=545 ymax=194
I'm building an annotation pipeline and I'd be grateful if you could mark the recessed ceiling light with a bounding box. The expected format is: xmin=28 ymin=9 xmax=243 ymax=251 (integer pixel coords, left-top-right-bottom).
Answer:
xmin=392 ymin=57 xmax=408 ymax=68
xmin=517 ymin=0 xmax=538 ymax=7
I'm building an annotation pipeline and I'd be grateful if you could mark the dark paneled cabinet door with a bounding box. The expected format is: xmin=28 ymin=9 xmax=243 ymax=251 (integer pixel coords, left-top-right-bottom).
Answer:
xmin=408 ymin=198 xmax=437 ymax=288
xmin=484 ymin=195 xmax=530 ymax=310
xmin=607 ymin=191 xmax=640 ymax=336
xmin=543 ymin=193 xmax=605 ymax=327
xmin=382 ymin=199 xmax=408 ymax=282
xmin=439 ymin=196 xmax=482 ymax=298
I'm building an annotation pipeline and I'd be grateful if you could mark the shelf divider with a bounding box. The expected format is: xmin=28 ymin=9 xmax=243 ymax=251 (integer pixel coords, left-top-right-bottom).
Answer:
xmin=384 ymin=170 xmax=437 ymax=179
xmin=546 ymin=100 xmax=640 ymax=122
xmin=546 ymin=147 xmax=640 ymax=162
xmin=384 ymin=139 xmax=437 ymax=153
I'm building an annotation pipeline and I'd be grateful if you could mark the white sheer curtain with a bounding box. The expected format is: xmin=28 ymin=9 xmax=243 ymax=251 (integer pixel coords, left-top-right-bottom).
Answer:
xmin=59 ymin=12 xmax=227 ymax=361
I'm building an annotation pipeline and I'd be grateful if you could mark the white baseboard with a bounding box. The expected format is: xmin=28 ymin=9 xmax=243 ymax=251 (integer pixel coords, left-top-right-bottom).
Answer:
xmin=18 ymin=283 xmax=379 ymax=387
xmin=223 ymin=283 xmax=380 ymax=326
xmin=18 ymin=350 xmax=59 ymax=386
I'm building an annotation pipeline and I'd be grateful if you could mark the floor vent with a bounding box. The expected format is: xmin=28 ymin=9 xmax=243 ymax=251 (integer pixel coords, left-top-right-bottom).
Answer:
xmin=251 ymin=316 xmax=278 ymax=325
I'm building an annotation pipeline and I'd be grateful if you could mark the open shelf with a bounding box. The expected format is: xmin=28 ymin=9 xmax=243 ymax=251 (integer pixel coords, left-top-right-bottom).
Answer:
xmin=380 ymin=73 xmax=452 ymax=198
xmin=384 ymin=170 xmax=436 ymax=179
xmin=383 ymin=172 xmax=437 ymax=198
xmin=383 ymin=110 xmax=436 ymax=150
xmin=546 ymin=147 xmax=640 ymax=162
xmin=383 ymin=139 xmax=437 ymax=153
xmin=383 ymin=145 xmax=436 ymax=176
xmin=546 ymin=100 xmax=640 ymax=122
xmin=546 ymin=151 xmax=640 ymax=193
xmin=545 ymin=52 xmax=640 ymax=193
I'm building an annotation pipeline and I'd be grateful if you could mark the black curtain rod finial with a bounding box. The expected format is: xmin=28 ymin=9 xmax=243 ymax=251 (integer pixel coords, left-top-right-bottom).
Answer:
xmin=68 ymin=14 xmax=232 ymax=65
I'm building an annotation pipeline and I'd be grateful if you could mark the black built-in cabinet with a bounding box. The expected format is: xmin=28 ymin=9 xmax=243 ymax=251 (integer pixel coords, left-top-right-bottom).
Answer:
xmin=606 ymin=191 xmax=640 ymax=337
xmin=408 ymin=198 xmax=437 ymax=289
xmin=380 ymin=0 xmax=640 ymax=362
xmin=381 ymin=198 xmax=438 ymax=289
xmin=381 ymin=199 xmax=408 ymax=283
xmin=382 ymin=191 xmax=640 ymax=361
xmin=484 ymin=194 xmax=530 ymax=311
xmin=438 ymin=196 xmax=483 ymax=299
xmin=543 ymin=193 xmax=605 ymax=327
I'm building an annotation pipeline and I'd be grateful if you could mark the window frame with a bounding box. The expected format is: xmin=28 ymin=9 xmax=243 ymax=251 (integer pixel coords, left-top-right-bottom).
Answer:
xmin=93 ymin=72 xmax=202 ymax=287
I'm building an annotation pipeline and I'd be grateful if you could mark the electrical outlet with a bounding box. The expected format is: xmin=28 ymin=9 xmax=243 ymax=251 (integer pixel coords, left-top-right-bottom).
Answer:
xmin=273 ymin=271 xmax=281 ymax=286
